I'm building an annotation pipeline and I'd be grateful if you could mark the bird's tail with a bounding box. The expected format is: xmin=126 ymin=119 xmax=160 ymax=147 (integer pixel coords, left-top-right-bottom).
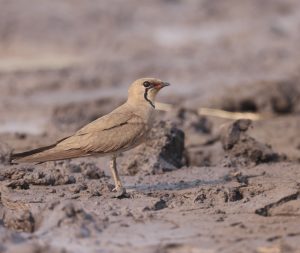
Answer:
xmin=11 ymin=138 xmax=84 ymax=164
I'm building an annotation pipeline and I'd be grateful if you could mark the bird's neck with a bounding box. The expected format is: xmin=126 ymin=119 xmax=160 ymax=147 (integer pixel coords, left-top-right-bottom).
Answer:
xmin=126 ymin=100 xmax=155 ymax=120
xmin=127 ymin=95 xmax=156 ymax=108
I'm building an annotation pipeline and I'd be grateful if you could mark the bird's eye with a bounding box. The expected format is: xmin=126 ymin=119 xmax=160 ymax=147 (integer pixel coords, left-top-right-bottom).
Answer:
xmin=143 ymin=81 xmax=151 ymax=88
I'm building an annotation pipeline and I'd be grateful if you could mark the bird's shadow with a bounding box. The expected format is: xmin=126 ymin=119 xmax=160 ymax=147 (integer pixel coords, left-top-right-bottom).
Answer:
xmin=126 ymin=178 xmax=226 ymax=192
xmin=126 ymin=173 xmax=262 ymax=192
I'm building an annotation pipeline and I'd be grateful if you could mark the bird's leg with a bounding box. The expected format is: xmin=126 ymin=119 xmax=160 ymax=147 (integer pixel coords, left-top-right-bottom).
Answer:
xmin=109 ymin=155 xmax=126 ymax=197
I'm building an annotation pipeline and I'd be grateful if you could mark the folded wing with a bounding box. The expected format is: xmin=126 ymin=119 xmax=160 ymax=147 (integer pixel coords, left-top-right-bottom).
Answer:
xmin=12 ymin=110 xmax=147 ymax=163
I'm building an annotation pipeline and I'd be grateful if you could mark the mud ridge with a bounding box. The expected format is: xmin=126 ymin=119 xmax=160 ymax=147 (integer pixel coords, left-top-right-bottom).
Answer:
xmin=255 ymin=192 xmax=300 ymax=217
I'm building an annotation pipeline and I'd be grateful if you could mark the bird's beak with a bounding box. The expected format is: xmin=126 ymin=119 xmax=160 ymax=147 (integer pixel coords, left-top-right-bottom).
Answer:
xmin=155 ymin=82 xmax=170 ymax=89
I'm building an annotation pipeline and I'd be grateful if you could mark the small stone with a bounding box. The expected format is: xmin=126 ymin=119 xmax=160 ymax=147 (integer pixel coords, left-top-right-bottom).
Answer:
xmin=68 ymin=163 xmax=81 ymax=173
xmin=69 ymin=184 xmax=87 ymax=194
xmin=81 ymin=162 xmax=105 ymax=179
xmin=49 ymin=188 xmax=56 ymax=193
xmin=145 ymin=199 xmax=168 ymax=211
xmin=77 ymin=225 xmax=91 ymax=238
xmin=65 ymin=175 xmax=76 ymax=184
xmin=15 ymin=133 xmax=27 ymax=139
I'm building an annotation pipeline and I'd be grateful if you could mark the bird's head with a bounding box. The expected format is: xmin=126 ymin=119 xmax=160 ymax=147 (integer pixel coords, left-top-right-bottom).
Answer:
xmin=127 ymin=78 xmax=170 ymax=108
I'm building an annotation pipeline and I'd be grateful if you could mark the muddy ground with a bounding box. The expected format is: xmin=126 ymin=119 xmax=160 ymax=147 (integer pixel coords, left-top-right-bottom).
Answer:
xmin=1 ymin=0 xmax=300 ymax=252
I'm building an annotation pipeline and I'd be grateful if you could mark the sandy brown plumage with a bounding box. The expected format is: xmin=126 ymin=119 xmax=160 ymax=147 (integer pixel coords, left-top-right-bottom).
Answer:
xmin=11 ymin=78 xmax=170 ymax=195
xmin=12 ymin=107 xmax=148 ymax=163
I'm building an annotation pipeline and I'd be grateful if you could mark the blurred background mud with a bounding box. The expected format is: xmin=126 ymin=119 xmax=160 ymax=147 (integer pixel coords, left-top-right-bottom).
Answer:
xmin=1 ymin=1 xmax=300 ymax=252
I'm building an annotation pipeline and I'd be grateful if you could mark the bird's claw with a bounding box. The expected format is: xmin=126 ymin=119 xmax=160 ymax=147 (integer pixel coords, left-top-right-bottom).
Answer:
xmin=111 ymin=186 xmax=127 ymax=198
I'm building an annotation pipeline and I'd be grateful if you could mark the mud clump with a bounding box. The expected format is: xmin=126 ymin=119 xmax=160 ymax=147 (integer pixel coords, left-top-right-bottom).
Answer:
xmin=37 ymin=202 xmax=107 ymax=237
xmin=68 ymin=184 xmax=87 ymax=194
xmin=221 ymin=119 xmax=280 ymax=166
xmin=193 ymin=185 xmax=244 ymax=208
xmin=0 ymin=143 xmax=12 ymax=165
xmin=0 ymin=226 xmax=27 ymax=253
xmin=225 ymin=187 xmax=244 ymax=202
xmin=80 ymin=163 xmax=105 ymax=180
xmin=25 ymin=170 xmax=76 ymax=187
xmin=0 ymin=167 xmax=33 ymax=181
xmin=172 ymin=108 xmax=212 ymax=135
xmin=66 ymin=162 xmax=105 ymax=179
xmin=166 ymin=108 xmax=221 ymax=167
xmin=1 ymin=209 xmax=35 ymax=233
xmin=270 ymin=80 xmax=299 ymax=114
xmin=220 ymin=119 xmax=252 ymax=150
xmin=143 ymin=199 xmax=168 ymax=211
xmin=3 ymin=166 xmax=76 ymax=189
xmin=26 ymin=170 xmax=76 ymax=187
xmin=218 ymin=79 xmax=300 ymax=114
xmin=121 ymin=121 xmax=185 ymax=175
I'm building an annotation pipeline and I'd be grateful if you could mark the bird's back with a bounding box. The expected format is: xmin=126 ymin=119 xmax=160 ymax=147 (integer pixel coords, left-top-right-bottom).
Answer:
xmin=12 ymin=102 xmax=153 ymax=163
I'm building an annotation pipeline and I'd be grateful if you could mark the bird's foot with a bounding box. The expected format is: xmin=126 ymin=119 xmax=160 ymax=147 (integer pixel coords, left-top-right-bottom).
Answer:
xmin=111 ymin=186 xmax=127 ymax=198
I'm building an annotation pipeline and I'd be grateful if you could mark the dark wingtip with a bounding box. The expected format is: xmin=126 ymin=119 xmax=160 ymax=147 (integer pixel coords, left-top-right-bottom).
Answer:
xmin=9 ymin=144 xmax=56 ymax=164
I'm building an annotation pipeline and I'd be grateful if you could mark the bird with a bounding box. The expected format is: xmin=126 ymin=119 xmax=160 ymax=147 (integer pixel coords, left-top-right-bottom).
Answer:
xmin=11 ymin=78 xmax=170 ymax=196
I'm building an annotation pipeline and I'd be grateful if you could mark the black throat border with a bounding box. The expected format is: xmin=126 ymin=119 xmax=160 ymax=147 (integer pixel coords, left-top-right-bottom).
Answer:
xmin=144 ymin=88 xmax=155 ymax=108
